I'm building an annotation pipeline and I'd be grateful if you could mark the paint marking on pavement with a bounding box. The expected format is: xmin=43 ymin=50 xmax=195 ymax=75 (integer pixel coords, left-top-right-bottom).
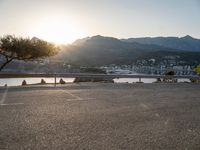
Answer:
xmin=0 ymin=87 xmax=24 ymax=106
xmin=58 ymin=88 xmax=82 ymax=99
xmin=0 ymin=87 xmax=8 ymax=105
xmin=59 ymin=88 xmax=95 ymax=101
xmin=0 ymin=103 xmax=24 ymax=106
xmin=65 ymin=98 xmax=95 ymax=101
xmin=140 ymin=103 xmax=149 ymax=109
xmin=63 ymin=90 xmax=82 ymax=100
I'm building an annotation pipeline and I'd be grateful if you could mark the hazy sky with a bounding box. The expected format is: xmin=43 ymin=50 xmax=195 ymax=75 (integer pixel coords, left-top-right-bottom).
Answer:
xmin=0 ymin=0 xmax=199 ymax=43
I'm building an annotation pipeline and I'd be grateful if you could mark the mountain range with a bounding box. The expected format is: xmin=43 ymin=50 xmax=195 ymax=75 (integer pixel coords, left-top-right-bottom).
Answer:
xmin=121 ymin=35 xmax=200 ymax=52
xmin=54 ymin=35 xmax=200 ymax=66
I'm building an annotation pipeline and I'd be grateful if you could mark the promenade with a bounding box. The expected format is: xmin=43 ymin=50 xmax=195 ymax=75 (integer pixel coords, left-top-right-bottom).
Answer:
xmin=0 ymin=83 xmax=200 ymax=150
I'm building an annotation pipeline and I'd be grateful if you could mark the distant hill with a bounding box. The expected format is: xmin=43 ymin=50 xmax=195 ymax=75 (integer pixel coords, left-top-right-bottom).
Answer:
xmin=54 ymin=35 xmax=200 ymax=66
xmin=121 ymin=35 xmax=200 ymax=52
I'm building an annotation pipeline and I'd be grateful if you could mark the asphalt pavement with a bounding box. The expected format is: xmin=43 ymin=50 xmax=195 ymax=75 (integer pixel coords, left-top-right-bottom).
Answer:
xmin=0 ymin=83 xmax=200 ymax=150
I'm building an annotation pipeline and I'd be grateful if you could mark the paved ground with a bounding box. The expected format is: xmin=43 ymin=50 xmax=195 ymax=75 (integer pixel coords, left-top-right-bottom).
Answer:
xmin=0 ymin=83 xmax=200 ymax=150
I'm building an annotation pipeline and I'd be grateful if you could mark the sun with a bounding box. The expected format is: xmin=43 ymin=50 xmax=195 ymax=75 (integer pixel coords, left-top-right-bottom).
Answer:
xmin=30 ymin=16 xmax=86 ymax=44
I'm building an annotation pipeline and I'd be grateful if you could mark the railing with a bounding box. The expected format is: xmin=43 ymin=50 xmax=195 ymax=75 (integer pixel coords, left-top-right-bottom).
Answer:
xmin=0 ymin=73 xmax=199 ymax=86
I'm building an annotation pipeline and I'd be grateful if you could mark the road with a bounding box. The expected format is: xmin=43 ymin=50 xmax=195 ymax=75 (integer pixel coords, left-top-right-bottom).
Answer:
xmin=0 ymin=83 xmax=200 ymax=150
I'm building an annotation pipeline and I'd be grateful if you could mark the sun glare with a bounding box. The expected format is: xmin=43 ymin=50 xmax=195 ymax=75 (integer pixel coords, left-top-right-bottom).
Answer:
xmin=30 ymin=16 xmax=86 ymax=44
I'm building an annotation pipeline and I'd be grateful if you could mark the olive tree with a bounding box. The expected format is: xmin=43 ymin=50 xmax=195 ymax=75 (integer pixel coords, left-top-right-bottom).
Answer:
xmin=0 ymin=35 xmax=59 ymax=71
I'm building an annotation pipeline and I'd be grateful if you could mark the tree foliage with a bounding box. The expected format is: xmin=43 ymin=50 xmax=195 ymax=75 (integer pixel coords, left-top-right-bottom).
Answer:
xmin=195 ymin=64 xmax=200 ymax=75
xmin=0 ymin=35 xmax=59 ymax=71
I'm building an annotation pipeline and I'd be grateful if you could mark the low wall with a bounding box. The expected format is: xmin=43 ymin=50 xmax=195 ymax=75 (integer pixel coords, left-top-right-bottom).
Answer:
xmin=74 ymin=77 xmax=114 ymax=83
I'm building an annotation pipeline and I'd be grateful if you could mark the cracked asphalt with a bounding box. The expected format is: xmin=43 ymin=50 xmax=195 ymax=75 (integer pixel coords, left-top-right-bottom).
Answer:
xmin=0 ymin=83 xmax=200 ymax=150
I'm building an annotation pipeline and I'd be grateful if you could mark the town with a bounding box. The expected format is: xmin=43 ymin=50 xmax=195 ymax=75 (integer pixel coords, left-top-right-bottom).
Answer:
xmin=1 ymin=57 xmax=196 ymax=76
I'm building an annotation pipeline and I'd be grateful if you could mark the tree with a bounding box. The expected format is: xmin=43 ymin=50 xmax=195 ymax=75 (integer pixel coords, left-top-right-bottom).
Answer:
xmin=0 ymin=35 xmax=59 ymax=71
xmin=194 ymin=64 xmax=200 ymax=75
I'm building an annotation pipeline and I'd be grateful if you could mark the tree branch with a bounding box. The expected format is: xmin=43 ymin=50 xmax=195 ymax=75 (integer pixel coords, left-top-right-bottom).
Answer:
xmin=0 ymin=58 xmax=14 ymax=71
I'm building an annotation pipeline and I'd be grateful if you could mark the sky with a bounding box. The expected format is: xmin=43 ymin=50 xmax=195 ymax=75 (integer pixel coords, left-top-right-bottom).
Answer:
xmin=0 ymin=0 xmax=199 ymax=44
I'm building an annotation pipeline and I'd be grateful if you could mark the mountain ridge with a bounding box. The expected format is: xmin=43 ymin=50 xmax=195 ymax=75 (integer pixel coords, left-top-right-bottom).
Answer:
xmin=54 ymin=35 xmax=200 ymax=66
xmin=121 ymin=35 xmax=200 ymax=52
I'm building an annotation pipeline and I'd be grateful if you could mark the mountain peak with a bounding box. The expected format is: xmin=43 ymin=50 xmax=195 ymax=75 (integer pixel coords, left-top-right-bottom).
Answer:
xmin=181 ymin=35 xmax=194 ymax=40
xmin=92 ymin=35 xmax=103 ymax=38
xmin=31 ymin=37 xmax=42 ymax=42
xmin=82 ymin=35 xmax=121 ymax=44
xmin=90 ymin=35 xmax=105 ymax=40
xmin=90 ymin=35 xmax=119 ymax=40
xmin=73 ymin=35 xmax=120 ymax=45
